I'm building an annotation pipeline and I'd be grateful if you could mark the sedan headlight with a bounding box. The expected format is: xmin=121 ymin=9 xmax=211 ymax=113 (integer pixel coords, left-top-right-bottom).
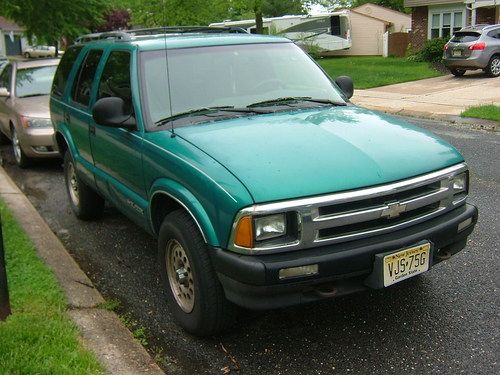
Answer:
xmin=20 ymin=116 xmax=52 ymax=128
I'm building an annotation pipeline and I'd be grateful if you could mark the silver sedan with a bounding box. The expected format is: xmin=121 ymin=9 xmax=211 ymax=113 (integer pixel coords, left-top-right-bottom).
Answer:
xmin=0 ymin=59 xmax=60 ymax=167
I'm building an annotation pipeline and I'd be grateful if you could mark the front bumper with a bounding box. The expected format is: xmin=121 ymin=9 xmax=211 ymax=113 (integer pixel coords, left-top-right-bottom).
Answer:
xmin=211 ymin=203 xmax=478 ymax=310
xmin=18 ymin=127 xmax=59 ymax=158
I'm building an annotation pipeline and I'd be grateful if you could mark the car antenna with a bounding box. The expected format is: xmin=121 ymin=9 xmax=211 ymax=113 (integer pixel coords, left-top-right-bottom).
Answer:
xmin=162 ymin=0 xmax=175 ymax=138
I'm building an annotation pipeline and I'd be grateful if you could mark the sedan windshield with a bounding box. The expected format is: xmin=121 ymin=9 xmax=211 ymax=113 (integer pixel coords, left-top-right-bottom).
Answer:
xmin=15 ymin=65 xmax=57 ymax=98
xmin=140 ymin=43 xmax=345 ymax=127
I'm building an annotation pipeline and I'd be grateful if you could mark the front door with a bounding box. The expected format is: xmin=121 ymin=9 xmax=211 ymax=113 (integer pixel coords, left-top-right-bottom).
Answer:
xmin=90 ymin=49 xmax=147 ymax=227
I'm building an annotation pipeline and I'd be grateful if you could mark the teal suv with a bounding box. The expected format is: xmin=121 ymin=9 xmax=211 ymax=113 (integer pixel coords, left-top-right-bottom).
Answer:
xmin=50 ymin=27 xmax=478 ymax=335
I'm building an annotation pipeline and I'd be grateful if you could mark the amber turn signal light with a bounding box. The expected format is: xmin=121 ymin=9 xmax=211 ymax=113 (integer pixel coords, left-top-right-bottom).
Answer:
xmin=234 ymin=216 xmax=254 ymax=248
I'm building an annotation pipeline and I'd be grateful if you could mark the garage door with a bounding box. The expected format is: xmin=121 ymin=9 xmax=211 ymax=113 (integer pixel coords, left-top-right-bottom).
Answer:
xmin=4 ymin=34 xmax=22 ymax=55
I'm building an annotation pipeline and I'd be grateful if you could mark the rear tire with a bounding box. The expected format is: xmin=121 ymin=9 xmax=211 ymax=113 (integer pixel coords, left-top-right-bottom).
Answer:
xmin=450 ymin=68 xmax=466 ymax=77
xmin=485 ymin=56 xmax=500 ymax=78
xmin=158 ymin=209 xmax=236 ymax=336
xmin=63 ymin=151 xmax=104 ymax=220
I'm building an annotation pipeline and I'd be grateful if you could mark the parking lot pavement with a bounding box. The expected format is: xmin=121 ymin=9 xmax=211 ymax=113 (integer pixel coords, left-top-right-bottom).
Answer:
xmin=352 ymin=72 xmax=500 ymax=118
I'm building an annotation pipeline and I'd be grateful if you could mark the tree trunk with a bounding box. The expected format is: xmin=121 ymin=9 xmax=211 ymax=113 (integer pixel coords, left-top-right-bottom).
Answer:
xmin=254 ymin=0 xmax=263 ymax=34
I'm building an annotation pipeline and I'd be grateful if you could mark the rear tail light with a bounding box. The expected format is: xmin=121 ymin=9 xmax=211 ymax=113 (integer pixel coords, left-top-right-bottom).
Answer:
xmin=468 ymin=42 xmax=486 ymax=50
xmin=443 ymin=43 xmax=449 ymax=51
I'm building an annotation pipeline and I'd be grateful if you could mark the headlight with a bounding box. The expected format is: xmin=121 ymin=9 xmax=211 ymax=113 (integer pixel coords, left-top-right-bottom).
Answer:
xmin=254 ymin=214 xmax=286 ymax=241
xmin=232 ymin=212 xmax=296 ymax=250
xmin=20 ymin=116 xmax=52 ymax=128
xmin=452 ymin=172 xmax=468 ymax=194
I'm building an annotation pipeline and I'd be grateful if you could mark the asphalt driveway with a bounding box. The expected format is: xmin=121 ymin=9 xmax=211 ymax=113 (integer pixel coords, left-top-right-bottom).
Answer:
xmin=352 ymin=72 xmax=500 ymax=118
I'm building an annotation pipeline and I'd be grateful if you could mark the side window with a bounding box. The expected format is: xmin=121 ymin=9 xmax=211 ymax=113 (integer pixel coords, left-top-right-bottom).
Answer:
xmin=0 ymin=65 xmax=12 ymax=89
xmin=51 ymin=45 xmax=83 ymax=97
xmin=487 ymin=30 xmax=500 ymax=39
xmin=97 ymin=51 xmax=132 ymax=113
xmin=71 ymin=49 xmax=103 ymax=106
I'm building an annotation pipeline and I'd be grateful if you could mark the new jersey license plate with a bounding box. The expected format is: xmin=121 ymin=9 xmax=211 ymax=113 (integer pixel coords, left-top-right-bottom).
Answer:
xmin=383 ymin=243 xmax=430 ymax=287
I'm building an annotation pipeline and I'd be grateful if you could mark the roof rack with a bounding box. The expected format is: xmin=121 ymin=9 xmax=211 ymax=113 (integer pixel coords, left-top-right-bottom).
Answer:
xmin=74 ymin=26 xmax=248 ymax=44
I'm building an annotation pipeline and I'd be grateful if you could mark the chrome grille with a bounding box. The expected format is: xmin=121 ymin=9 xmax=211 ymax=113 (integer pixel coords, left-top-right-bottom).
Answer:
xmin=230 ymin=163 xmax=468 ymax=254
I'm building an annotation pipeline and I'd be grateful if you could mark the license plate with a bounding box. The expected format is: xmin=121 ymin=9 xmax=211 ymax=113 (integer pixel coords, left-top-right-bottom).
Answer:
xmin=452 ymin=50 xmax=462 ymax=57
xmin=383 ymin=243 xmax=430 ymax=287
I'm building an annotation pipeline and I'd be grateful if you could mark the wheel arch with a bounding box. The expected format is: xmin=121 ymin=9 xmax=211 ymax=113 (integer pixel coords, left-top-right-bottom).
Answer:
xmin=149 ymin=181 xmax=220 ymax=247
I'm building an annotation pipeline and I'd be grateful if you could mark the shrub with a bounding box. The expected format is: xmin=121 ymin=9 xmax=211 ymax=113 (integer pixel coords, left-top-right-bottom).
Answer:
xmin=408 ymin=38 xmax=448 ymax=63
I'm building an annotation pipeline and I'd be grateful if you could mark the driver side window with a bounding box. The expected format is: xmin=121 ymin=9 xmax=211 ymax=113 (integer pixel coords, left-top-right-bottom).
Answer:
xmin=97 ymin=50 xmax=132 ymax=114
xmin=0 ymin=65 xmax=12 ymax=90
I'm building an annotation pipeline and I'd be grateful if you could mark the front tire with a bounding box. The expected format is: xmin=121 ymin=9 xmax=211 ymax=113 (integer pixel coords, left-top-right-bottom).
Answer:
xmin=450 ymin=68 xmax=466 ymax=77
xmin=63 ymin=151 xmax=104 ymax=220
xmin=158 ymin=210 xmax=236 ymax=336
xmin=485 ymin=56 xmax=500 ymax=77
xmin=11 ymin=126 xmax=30 ymax=168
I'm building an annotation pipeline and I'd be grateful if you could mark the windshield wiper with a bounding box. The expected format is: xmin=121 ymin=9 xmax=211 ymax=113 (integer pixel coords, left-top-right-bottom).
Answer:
xmin=155 ymin=106 xmax=269 ymax=127
xmin=247 ymin=96 xmax=345 ymax=108
xmin=155 ymin=106 xmax=235 ymax=127
xmin=18 ymin=93 xmax=47 ymax=98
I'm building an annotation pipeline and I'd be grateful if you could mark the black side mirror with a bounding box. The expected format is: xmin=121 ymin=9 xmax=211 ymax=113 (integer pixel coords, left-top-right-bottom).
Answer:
xmin=335 ymin=76 xmax=354 ymax=100
xmin=92 ymin=97 xmax=136 ymax=129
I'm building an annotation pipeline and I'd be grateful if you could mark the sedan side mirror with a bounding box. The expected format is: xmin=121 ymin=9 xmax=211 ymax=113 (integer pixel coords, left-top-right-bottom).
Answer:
xmin=335 ymin=76 xmax=354 ymax=100
xmin=0 ymin=87 xmax=10 ymax=97
xmin=92 ymin=97 xmax=136 ymax=129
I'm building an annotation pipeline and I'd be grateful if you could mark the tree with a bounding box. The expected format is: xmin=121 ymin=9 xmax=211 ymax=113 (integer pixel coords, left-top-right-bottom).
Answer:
xmin=0 ymin=0 xmax=107 ymax=54
xmin=96 ymin=10 xmax=131 ymax=32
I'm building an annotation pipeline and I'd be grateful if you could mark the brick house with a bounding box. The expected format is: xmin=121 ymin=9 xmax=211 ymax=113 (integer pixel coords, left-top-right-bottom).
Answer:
xmin=404 ymin=0 xmax=500 ymax=49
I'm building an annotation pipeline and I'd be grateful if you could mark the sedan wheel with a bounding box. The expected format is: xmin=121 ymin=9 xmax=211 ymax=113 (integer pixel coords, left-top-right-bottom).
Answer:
xmin=486 ymin=56 xmax=500 ymax=78
xmin=24 ymin=52 xmax=30 ymax=59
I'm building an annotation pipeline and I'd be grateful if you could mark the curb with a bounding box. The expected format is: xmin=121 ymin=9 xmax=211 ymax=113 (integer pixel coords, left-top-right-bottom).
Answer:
xmin=0 ymin=166 xmax=165 ymax=375
xmin=351 ymin=103 xmax=498 ymax=132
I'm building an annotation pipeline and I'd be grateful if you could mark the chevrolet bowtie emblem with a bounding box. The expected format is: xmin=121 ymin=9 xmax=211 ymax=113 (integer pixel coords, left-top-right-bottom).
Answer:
xmin=381 ymin=202 xmax=407 ymax=219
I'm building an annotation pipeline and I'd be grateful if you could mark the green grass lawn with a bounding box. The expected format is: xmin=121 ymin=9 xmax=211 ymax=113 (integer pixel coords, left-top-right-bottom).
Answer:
xmin=461 ymin=104 xmax=500 ymax=122
xmin=317 ymin=56 xmax=443 ymax=89
xmin=0 ymin=200 xmax=104 ymax=375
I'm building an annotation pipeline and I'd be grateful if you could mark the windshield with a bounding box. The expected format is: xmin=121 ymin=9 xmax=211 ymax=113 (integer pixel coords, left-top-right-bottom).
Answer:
xmin=140 ymin=43 xmax=345 ymax=127
xmin=15 ymin=65 xmax=57 ymax=98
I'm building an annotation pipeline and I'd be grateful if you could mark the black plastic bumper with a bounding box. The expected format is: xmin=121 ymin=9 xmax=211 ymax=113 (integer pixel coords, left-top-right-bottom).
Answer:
xmin=210 ymin=203 xmax=478 ymax=310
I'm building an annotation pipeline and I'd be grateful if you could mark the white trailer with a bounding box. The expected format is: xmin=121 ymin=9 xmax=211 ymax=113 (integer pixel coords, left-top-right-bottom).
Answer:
xmin=210 ymin=12 xmax=352 ymax=52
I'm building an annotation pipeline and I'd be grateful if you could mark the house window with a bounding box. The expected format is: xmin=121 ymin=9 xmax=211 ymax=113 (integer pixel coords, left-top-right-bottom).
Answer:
xmin=429 ymin=11 xmax=464 ymax=39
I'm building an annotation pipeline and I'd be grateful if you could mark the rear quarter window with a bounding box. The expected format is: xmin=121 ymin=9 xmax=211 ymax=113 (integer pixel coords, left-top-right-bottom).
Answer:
xmin=51 ymin=45 xmax=83 ymax=97
xmin=451 ymin=32 xmax=480 ymax=43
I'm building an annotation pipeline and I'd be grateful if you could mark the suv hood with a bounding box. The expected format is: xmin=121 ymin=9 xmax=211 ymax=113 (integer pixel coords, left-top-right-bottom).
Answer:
xmin=175 ymin=106 xmax=464 ymax=203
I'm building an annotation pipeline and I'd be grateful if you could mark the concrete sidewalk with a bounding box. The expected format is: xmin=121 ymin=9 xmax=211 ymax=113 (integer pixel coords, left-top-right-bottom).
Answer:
xmin=0 ymin=166 xmax=164 ymax=375
xmin=351 ymin=72 xmax=500 ymax=120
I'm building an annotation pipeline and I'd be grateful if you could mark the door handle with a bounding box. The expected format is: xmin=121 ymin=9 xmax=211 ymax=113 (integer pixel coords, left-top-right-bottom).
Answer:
xmin=64 ymin=112 xmax=70 ymax=123
xmin=89 ymin=125 xmax=95 ymax=135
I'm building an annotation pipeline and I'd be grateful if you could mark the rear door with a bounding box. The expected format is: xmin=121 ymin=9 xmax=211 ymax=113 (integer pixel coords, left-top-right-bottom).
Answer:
xmin=66 ymin=48 xmax=104 ymax=184
xmin=89 ymin=47 xmax=148 ymax=228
